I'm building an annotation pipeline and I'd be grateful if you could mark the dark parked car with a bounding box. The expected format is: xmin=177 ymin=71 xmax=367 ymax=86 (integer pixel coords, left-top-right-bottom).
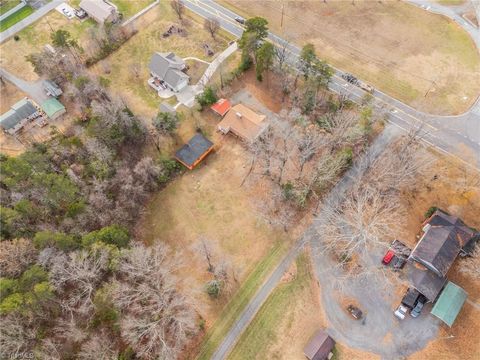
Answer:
xmin=341 ymin=73 xmax=358 ymax=84
xmin=411 ymin=296 xmax=427 ymax=318
xmin=235 ymin=16 xmax=245 ymax=24
xmin=401 ymin=288 xmax=420 ymax=309
xmin=392 ymin=256 xmax=407 ymax=270
xmin=347 ymin=305 xmax=363 ymax=320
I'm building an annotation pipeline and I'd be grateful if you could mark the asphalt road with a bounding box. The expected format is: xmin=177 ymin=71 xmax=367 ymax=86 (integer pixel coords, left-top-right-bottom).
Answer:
xmin=182 ymin=0 xmax=480 ymax=170
xmin=0 ymin=0 xmax=64 ymax=44
xmin=180 ymin=1 xmax=480 ymax=359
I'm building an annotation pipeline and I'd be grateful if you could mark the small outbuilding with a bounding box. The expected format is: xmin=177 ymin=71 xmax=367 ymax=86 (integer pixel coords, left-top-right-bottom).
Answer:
xmin=79 ymin=0 xmax=118 ymax=24
xmin=43 ymin=80 xmax=63 ymax=97
xmin=175 ymin=133 xmax=214 ymax=170
xmin=41 ymin=98 xmax=66 ymax=120
xmin=303 ymin=329 xmax=335 ymax=360
xmin=210 ymin=98 xmax=231 ymax=117
xmin=217 ymin=103 xmax=267 ymax=142
xmin=431 ymin=281 xmax=467 ymax=327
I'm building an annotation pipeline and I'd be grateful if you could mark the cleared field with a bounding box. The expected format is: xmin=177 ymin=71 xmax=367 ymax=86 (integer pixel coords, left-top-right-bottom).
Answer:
xmin=223 ymin=0 xmax=480 ymax=115
xmin=91 ymin=1 xmax=229 ymax=118
xmin=111 ymin=0 xmax=154 ymax=18
xmin=0 ymin=5 xmax=33 ymax=31
xmin=0 ymin=10 xmax=95 ymax=80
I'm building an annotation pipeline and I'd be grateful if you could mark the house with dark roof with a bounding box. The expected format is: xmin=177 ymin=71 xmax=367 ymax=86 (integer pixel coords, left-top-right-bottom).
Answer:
xmin=409 ymin=210 xmax=477 ymax=278
xmin=174 ymin=133 xmax=214 ymax=170
xmin=406 ymin=209 xmax=478 ymax=326
xmin=303 ymin=329 xmax=335 ymax=360
xmin=149 ymin=52 xmax=189 ymax=92
xmin=0 ymin=98 xmax=40 ymax=135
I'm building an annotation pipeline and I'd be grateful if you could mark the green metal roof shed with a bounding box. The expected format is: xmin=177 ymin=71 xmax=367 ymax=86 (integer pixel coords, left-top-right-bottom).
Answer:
xmin=431 ymin=281 xmax=467 ymax=327
xmin=41 ymin=98 xmax=66 ymax=120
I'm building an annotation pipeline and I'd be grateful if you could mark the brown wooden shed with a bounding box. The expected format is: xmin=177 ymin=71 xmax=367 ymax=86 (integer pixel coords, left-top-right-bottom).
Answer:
xmin=303 ymin=329 xmax=335 ymax=360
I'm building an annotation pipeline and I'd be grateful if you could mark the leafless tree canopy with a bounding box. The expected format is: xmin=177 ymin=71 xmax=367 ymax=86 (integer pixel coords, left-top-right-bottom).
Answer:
xmin=317 ymin=132 xmax=431 ymax=261
xmin=113 ymin=243 xmax=196 ymax=360
xmin=204 ymin=17 xmax=220 ymax=39
xmin=459 ymin=245 xmax=480 ymax=280
xmin=0 ymin=238 xmax=37 ymax=277
xmin=171 ymin=0 xmax=185 ymax=20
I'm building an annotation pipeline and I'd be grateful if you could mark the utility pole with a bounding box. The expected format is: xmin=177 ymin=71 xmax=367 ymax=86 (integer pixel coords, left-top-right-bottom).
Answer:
xmin=280 ymin=3 xmax=285 ymax=28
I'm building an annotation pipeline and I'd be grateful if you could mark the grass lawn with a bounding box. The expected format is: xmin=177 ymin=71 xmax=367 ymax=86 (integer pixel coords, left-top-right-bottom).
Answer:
xmin=0 ymin=5 xmax=33 ymax=31
xmin=0 ymin=0 xmax=20 ymax=15
xmin=90 ymin=1 xmax=229 ymax=117
xmin=436 ymin=0 xmax=465 ymax=5
xmin=0 ymin=10 xmax=96 ymax=80
xmin=111 ymin=0 xmax=155 ymax=19
xmin=195 ymin=241 xmax=290 ymax=360
xmin=222 ymin=0 xmax=480 ymax=115
xmin=227 ymin=252 xmax=321 ymax=360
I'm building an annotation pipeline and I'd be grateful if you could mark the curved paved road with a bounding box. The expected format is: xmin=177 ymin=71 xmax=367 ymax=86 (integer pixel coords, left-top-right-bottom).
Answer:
xmin=180 ymin=1 xmax=480 ymax=359
xmin=182 ymin=0 xmax=480 ymax=170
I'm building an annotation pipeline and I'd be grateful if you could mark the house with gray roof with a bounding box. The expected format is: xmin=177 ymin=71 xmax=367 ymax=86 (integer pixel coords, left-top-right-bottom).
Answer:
xmin=149 ymin=52 xmax=189 ymax=93
xmin=0 ymin=98 xmax=40 ymax=135
xmin=43 ymin=80 xmax=63 ymax=98
xmin=79 ymin=0 xmax=118 ymax=24
xmin=409 ymin=209 xmax=477 ymax=278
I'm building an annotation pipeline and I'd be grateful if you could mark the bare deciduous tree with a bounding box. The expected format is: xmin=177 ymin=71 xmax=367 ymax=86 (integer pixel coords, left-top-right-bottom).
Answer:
xmin=0 ymin=315 xmax=35 ymax=359
xmin=459 ymin=245 xmax=480 ymax=280
xmin=0 ymin=238 xmax=37 ymax=277
xmin=113 ymin=243 xmax=196 ymax=360
xmin=204 ymin=17 xmax=220 ymax=39
xmin=78 ymin=331 xmax=119 ymax=360
xmin=49 ymin=247 xmax=111 ymax=316
xmin=171 ymin=0 xmax=184 ymax=20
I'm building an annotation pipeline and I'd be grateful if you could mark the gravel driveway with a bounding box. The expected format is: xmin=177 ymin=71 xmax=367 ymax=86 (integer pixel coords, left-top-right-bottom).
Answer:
xmin=308 ymin=126 xmax=440 ymax=359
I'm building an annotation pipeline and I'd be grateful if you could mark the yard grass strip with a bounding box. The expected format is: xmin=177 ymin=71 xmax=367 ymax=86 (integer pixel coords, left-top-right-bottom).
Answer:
xmin=227 ymin=252 xmax=311 ymax=359
xmin=0 ymin=0 xmax=21 ymax=16
xmin=195 ymin=240 xmax=290 ymax=360
xmin=0 ymin=5 xmax=33 ymax=32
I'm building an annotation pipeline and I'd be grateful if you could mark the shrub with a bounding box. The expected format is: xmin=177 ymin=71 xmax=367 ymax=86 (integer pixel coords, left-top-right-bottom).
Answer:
xmin=159 ymin=159 xmax=181 ymax=184
xmin=424 ymin=206 xmax=438 ymax=219
xmin=13 ymin=35 xmax=20 ymax=41
xmin=281 ymin=182 xmax=295 ymax=201
xmin=82 ymin=225 xmax=130 ymax=249
xmin=98 ymin=76 xmax=111 ymax=88
xmin=196 ymin=86 xmax=217 ymax=109
xmin=33 ymin=231 xmax=78 ymax=251
xmin=205 ymin=279 xmax=222 ymax=298
xmin=0 ymin=278 xmax=17 ymax=301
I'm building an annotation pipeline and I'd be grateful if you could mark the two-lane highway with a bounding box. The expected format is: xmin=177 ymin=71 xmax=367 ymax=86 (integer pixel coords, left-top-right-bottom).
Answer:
xmin=181 ymin=0 xmax=480 ymax=169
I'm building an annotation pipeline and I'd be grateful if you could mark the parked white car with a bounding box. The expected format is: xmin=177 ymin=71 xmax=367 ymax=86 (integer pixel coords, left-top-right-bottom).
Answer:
xmin=394 ymin=304 xmax=408 ymax=320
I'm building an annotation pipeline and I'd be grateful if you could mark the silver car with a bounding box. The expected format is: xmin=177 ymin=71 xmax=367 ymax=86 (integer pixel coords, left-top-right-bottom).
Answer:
xmin=394 ymin=304 xmax=408 ymax=320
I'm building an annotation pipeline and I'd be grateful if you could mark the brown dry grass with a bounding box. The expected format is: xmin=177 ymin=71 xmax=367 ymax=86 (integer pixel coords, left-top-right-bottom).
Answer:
xmin=136 ymin=107 xmax=292 ymax=323
xmin=0 ymin=11 xmax=96 ymax=81
xmin=90 ymin=2 xmax=229 ymax=119
xmin=223 ymin=0 xmax=480 ymax=115
xmin=0 ymin=80 xmax=27 ymax=113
